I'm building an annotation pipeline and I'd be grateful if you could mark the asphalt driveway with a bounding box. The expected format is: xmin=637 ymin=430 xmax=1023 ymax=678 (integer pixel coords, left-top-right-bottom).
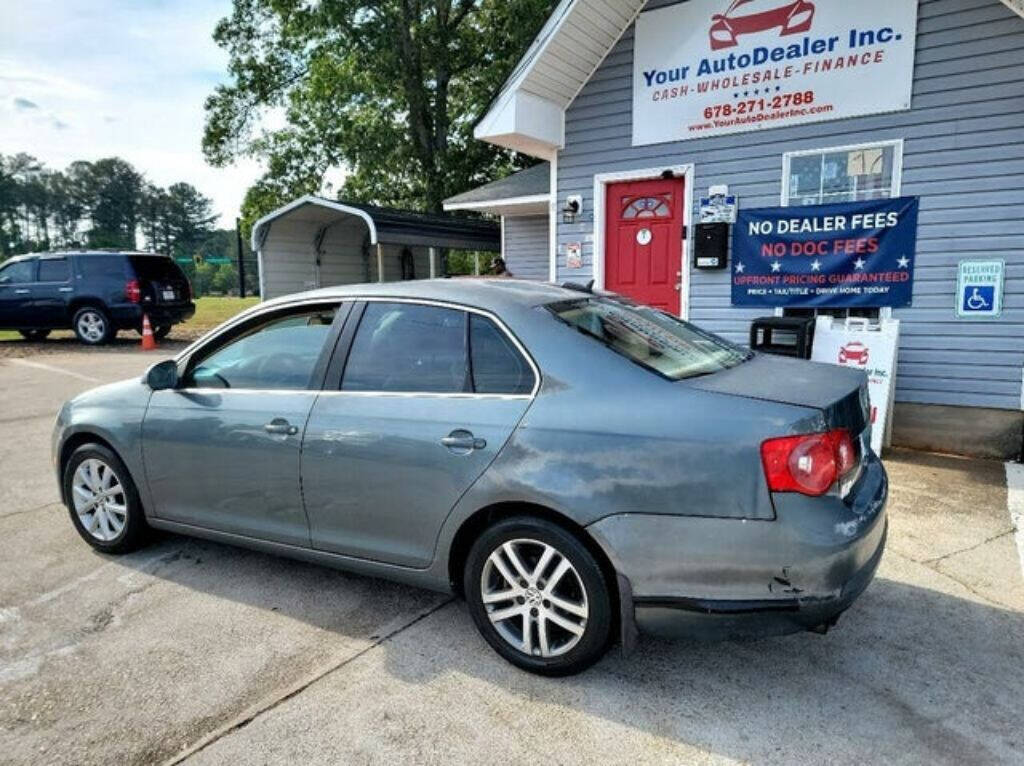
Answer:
xmin=1 ymin=345 xmax=1022 ymax=765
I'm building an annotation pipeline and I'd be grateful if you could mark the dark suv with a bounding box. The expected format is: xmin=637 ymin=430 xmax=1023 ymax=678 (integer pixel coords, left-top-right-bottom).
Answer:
xmin=0 ymin=251 xmax=195 ymax=345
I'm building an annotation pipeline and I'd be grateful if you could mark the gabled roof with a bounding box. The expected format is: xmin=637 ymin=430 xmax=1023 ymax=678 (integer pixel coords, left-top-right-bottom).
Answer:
xmin=474 ymin=0 xmax=645 ymax=158
xmin=443 ymin=163 xmax=550 ymax=215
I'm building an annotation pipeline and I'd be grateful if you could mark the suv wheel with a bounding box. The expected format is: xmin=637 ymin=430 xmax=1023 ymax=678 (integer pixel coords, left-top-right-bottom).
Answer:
xmin=152 ymin=324 xmax=172 ymax=340
xmin=19 ymin=329 xmax=50 ymax=341
xmin=63 ymin=444 xmax=150 ymax=554
xmin=73 ymin=306 xmax=112 ymax=345
xmin=464 ymin=516 xmax=613 ymax=676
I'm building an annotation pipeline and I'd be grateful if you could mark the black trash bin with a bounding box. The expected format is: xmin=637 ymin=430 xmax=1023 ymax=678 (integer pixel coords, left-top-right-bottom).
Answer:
xmin=749 ymin=316 xmax=815 ymax=359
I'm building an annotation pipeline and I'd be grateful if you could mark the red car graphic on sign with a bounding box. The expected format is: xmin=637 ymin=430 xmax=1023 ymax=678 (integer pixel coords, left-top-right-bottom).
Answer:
xmin=709 ymin=0 xmax=816 ymax=50
xmin=838 ymin=341 xmax=869 ymax=366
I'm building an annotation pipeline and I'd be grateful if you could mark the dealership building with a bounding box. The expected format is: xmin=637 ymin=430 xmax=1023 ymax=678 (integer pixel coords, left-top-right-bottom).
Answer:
xmin=445 ymin=0 xmax=1024 ymax=458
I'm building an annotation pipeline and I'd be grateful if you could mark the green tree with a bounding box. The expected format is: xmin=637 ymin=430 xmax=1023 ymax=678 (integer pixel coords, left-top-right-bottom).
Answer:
xmin=204 ymin=0 xmax=555 ymax=230
xmin=212 ymin=262 xmax=239 ymax=294
xmin=82 ymin=158 xmax=144 ymax=248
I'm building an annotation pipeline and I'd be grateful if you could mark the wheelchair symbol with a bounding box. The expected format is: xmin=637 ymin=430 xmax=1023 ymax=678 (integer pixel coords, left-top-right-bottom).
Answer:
xmin=962 ymin=284 xmax=995 ymax=314
xmin=966 ymin=288 xmax=989 ymax=310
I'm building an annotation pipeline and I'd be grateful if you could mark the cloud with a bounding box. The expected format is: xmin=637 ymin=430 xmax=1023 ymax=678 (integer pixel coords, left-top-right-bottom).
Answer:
xmin=0 ymin=0 xmax=260 ymax=225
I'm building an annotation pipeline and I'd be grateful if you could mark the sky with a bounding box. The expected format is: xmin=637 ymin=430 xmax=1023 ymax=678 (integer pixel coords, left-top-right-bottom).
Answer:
xmin=0 ymin=0 xmax=263 ymax=227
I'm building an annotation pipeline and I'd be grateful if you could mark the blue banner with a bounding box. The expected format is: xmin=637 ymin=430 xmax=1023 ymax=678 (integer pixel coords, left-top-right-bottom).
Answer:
xmin=731 ymin=197 xmax=918 ymax=308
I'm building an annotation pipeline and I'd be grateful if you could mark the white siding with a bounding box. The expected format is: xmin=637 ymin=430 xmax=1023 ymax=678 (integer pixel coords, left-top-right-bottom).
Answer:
xmin=261 ymin=219 xmax=317 ymax=299
xmin=503 ymin=215 xmax=550 ymax=280
xmin=556 ymin=0 xmax=1024 ymax=410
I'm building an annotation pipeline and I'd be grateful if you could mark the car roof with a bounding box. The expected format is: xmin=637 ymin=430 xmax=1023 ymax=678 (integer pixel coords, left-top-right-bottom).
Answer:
xmin=5 ymin=250 xmax=169 ymax=260
xmin=269 ymin=278 xmax=589 ymax=314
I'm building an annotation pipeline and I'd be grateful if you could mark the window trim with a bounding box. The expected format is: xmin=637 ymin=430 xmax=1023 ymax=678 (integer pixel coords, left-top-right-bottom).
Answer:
xmin=780 ymin=139 xmax=903 ymax=207
xmin=327 ymin=297 xmax=541 ymax=400
xmin=778 ymin=139 xmax=904 ymax=321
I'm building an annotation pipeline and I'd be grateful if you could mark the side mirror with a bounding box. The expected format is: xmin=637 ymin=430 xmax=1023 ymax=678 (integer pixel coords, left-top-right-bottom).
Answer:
xmin=146 ymin=359 xmax=180 ymax=391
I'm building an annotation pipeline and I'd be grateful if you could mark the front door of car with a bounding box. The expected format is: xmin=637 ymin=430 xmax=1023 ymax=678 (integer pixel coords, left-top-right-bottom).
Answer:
xmin=301 ymin=301 xmax=537 ymax=568
xmin=142 ymin=302 xmax=344 ymax=546
xmin=0 ymin=258 xmax=37 ymax=327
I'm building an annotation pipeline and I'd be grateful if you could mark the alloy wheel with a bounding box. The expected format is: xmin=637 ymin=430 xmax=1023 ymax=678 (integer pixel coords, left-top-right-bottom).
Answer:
xmin=77 ymin=310 xmax=106 ymax=343
xmin=71 ymin=458 xmax=127 ymax=542
xmin=480 ymin=538 xmax=589 ymax=658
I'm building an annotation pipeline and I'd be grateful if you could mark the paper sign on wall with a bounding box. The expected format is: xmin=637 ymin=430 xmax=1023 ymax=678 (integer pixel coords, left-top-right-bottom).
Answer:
xmin=811 ymin=317 xmax=900 ymax=456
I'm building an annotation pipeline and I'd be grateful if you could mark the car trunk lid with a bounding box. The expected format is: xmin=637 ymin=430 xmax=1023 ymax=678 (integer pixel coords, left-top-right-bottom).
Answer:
xmin=687 ymin=352 xmax=869 ymax=437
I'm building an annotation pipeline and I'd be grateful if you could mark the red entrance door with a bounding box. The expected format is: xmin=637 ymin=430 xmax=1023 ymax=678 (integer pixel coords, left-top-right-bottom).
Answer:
xmin=604 ymin=177 xmax=685 ymax=314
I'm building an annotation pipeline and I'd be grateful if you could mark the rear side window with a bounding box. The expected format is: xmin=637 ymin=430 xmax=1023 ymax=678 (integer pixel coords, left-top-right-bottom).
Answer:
xmin=342 ymin=302 xmax=468 ymax=393
xmin=470 ymin=314 xmax=534 ymax=395
xmin=129 ymin=256 xmax=187 ymax=281
xmin=78 ymin=256 xmax=127 ymax=279
xmin=0 ymin=259 xmax=36 ymax=283
xmin=38 ymin=258 xmax=70 ymax=282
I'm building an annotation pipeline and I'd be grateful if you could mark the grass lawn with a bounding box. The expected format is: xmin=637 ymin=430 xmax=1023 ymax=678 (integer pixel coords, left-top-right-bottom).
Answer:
xmin=0 ymin=295 xmax=260 ymax=343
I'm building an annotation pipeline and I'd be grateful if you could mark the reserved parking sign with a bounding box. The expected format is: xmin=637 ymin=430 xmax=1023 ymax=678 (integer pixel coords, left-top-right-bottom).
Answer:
xmin=955 ymin=259 xmax=1004 ymax=319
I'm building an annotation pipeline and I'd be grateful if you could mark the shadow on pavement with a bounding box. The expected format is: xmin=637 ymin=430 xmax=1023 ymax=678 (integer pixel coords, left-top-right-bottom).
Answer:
xmin=107 ymin=531 xmax=1023 ymax=764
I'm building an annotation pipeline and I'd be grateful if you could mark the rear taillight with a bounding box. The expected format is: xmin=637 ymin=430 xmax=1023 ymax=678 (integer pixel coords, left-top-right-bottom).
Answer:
xmin=761 ymin=429 xmax=857 ymax=497
xmin=124 ymin=279 xmax=141 ymax=304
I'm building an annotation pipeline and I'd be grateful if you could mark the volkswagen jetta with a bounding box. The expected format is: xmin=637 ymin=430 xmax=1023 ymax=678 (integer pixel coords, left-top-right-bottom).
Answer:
xmin=53 ymin=279 xmax=887 ymax=675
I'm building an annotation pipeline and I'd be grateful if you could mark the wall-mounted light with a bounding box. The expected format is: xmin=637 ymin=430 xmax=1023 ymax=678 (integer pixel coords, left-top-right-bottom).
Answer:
xmin=562 ymin=194 xmax=583 ymax=224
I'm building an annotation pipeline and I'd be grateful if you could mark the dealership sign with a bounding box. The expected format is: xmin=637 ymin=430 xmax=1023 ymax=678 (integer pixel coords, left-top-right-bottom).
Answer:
xmin=632 ymin=0 xmax=919 ymax=145
xmin=731 ymin=197 xmax=919 ymax=308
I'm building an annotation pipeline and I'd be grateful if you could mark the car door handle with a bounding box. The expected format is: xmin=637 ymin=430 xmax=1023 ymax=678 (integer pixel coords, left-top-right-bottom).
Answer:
xmin=264 ymin=418 xmax=298 ymax=436
xmin=441 ymin=430 xmax=486 ymax=451
xmin=59 ymin=287 xmax=73 ymax=292
xmin=14 ymin=289 xmax=29 ymax=294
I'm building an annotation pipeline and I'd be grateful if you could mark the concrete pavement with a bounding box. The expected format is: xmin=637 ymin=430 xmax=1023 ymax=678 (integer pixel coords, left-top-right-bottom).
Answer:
xmin=0 ymin=347 xmax=1021 ymax=765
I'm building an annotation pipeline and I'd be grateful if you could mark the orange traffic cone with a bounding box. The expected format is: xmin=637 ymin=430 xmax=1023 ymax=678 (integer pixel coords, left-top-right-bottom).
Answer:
xmin=141 ymin=314 xmax=157 ymax=351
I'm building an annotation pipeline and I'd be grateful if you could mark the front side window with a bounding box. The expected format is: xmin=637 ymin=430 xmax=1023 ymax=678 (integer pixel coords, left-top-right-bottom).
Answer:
xmin=186 ymin=307 xmax=337 ymax=390
xmin=342 ymin=302 xmax=468 ymax=393
xmin=784 ymin=142 xmax=899 ymax=206
xmin=0 ymin=259 xmax=36 ymax=284
xmin=548 ymin=297 xmax=750 ymax=381
xmin=38 ymin=258 xmax=70 ymax=282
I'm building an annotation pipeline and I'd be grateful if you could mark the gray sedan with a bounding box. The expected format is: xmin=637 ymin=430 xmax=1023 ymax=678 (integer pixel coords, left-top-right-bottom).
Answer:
xmin=53 ymin=279 xmax=887 ymax=675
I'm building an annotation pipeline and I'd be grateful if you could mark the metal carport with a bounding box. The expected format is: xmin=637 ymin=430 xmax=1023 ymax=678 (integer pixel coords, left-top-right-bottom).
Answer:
xmin=251 ymin=195 xmax=501 ymax=299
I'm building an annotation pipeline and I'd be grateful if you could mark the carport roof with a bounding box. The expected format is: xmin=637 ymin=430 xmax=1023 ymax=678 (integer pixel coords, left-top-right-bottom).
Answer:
xmin=443 ymin=163 xmax=550 ymax=215
xmin=252 ymin=195 xmax=501 ymax=252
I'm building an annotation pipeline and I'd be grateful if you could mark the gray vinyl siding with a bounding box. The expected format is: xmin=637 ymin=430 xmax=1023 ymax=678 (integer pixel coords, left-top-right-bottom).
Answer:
xmin=556 ymin=0 xmax=1024 ymax=410
xmin=503 ymin=215 xmax=550 ymax=280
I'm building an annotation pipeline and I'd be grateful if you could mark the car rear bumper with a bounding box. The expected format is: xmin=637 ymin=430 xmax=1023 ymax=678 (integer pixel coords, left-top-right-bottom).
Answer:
xmin=109 ymin=302 xmax=195 ymax=329
xmin=587 ymin=451 xmax=888 ymax=641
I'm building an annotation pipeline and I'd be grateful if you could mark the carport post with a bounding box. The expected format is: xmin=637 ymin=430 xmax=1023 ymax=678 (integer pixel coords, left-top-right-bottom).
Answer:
xmin=474 ymin=253 xmax=481 ymax=275
xmin=429 ymin=247 xmax=437 ymax=278
xmin=376 ymin=243 xmax=384 ymax=283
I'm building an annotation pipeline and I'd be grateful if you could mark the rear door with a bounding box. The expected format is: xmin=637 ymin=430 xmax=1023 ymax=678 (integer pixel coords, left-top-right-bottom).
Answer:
xmin=32 ymin=256 xmax=73 ymax=328
xmin=128 ymin=255 xmax=191 ymax=307
xmin=301 ymin=300 xmax=537 ymax=567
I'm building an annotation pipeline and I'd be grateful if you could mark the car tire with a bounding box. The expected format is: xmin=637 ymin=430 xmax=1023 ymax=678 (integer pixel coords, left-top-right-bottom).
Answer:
xmin=19 ymin=329 xmax=50 ymax=341
xmin=464 ymin=516 xmax=613 ymax=676
xmin=63 ymin=444 xmax=151 ymax=554
xmin=72 ymin=306 xmax=113 ymax=345
xmin=152 ymin=324 xmax=172 ymax=340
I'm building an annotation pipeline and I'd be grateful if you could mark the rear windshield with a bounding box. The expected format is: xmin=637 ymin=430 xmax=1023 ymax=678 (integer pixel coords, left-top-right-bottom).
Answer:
xmin=547 ymin=297 xmax=751 ymax=381
xmin=128 ymin=255 xmax=187 ymax=280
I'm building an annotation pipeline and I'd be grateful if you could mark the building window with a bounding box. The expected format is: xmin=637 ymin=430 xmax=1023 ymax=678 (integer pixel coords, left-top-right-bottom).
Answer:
xmin=780 ymin=140 xmax=903 ymax=320
xmin=782 ymin=140 xmax=902 ymax=206
xmin=622 ymin=195 xmax=672 ymax=219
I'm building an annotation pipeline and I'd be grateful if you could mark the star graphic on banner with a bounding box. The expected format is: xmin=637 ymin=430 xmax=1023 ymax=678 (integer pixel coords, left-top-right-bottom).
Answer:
xmin=897 ymin=256 xmax=910 ymax=268
xmin=854 ymin=257 xmax=866 ymax=270
xmin=810 ymin=259 xmax=821 ymax=272
xmin=735 ymin=261 xmax=745 ymax=274
xmin=770 ymin=261 xmax=782 ymax=273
